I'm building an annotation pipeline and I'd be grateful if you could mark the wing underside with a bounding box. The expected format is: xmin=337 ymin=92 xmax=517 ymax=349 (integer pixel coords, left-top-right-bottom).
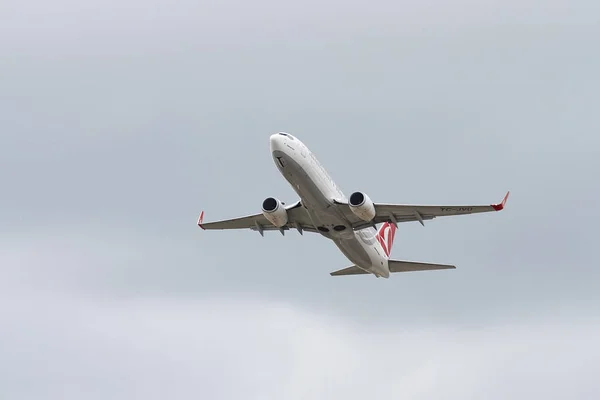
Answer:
xmin=197 ymin=192 xmax=509 ymax=234
xmin=197 ymin=200 xmax=318 ymax=234
xmin=334 ymin=191 xmax=509 ymax=230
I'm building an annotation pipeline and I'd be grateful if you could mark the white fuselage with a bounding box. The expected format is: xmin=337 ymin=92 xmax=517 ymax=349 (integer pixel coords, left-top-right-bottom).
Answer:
xmin=270 ymin=133 xmax=390 ymax=278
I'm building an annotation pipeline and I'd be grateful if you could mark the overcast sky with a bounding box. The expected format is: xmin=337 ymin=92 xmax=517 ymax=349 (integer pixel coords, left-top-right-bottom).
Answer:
xmin=1 ymin=0 xmax=599 ymax=399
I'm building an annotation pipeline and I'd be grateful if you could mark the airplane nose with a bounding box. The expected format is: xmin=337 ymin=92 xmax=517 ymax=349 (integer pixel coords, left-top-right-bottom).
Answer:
xmin=269 ymin=133 xmax=283 ymax=152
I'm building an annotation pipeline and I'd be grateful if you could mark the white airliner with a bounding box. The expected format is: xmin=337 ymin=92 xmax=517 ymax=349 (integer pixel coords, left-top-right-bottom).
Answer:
xmin=198 ymin=133 xmax=509 ymax=278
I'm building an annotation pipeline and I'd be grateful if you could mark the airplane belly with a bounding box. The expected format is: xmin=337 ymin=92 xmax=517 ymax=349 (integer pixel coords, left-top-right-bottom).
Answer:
xmin=334 ymin=231 xmax=390 ymax=277
xmin=272 ymin=149 xmax=351 ymax=236
xmin=272 ymin=150 xmax=329 ymax=209
xmin=333 ymin=238 xmax=372 ymax=269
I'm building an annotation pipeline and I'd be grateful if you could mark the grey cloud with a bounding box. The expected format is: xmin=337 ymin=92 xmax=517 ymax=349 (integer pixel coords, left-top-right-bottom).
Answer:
xmin=0 ymin=292 xmax=598 ymax=400
xmin=1 ymin=0 xmax=599 ymax=397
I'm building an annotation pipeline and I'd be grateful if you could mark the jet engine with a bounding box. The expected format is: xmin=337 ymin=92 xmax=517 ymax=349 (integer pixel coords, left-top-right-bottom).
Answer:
xmin=261 ymin=197 xmax=289 ymax=227
xmin=348 ymin=191 xmax=376 ymax=222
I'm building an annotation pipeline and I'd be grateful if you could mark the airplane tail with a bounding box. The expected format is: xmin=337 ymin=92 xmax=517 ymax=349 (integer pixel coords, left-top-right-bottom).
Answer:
xmin=330 ymin=260 xmax=456 ymax=276
xmin=376 ymin=222 xmax=397 ymax=258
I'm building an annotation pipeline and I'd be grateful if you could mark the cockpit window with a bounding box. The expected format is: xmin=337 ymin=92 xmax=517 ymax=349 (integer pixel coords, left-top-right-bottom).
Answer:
xmin=278 ymin=132 xmax=294 ymax=140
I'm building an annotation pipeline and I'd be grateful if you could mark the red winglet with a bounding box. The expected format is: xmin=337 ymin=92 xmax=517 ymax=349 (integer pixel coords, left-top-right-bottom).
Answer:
xmin=491 ymin=191 xmax=510 ymax=211
xmin=197 ymin=211 xmax=205 ymax=229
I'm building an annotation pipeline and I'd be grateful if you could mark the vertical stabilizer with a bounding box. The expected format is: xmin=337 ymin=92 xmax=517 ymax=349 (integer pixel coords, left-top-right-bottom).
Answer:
xmin=376 ymin=222 xmax=397 ymax=258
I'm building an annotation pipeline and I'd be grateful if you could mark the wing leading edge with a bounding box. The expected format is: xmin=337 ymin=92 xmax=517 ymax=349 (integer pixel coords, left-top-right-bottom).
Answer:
xmin=197 ymin=200 xmax=318 ymax=235
xmin=334 ymin=191 xmax=509 ymax=230
xmin=198 ymin=192 xmax=510 ymax=234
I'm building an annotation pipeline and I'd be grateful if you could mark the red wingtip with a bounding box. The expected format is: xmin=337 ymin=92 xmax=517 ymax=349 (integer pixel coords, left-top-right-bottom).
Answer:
xmin=197 ymin=211 xmax=205 ymax=229
xmin=491 ymin=191 xmax=510 ymax=211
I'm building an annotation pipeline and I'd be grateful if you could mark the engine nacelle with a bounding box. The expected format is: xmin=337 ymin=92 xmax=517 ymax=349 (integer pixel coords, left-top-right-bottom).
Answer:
xmin=261 ymin=197 xmax=289 ymax=227
xmin=348 ymin=191 xmax=376 ymax=222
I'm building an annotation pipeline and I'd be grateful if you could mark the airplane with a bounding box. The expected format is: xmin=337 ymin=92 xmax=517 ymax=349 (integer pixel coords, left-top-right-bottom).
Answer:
xmin=197 ymin=132 xmax=509 ymax=278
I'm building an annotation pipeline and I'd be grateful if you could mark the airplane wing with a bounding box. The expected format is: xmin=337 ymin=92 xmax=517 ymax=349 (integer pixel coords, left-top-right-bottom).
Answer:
xmin=197 ymin=200 xmax=318 ymax=235
xmin=334 ymin=191 xmax=509 ymax=230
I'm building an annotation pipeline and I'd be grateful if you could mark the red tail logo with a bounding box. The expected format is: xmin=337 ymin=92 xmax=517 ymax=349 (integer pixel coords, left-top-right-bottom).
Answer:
xmin=376 ymin=222 xmax=397 ymax=257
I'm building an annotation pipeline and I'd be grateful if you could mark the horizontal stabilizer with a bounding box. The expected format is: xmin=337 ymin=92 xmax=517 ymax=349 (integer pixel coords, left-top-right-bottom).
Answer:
xmin=388 ymin=260 xmax=456 ymax=272
xmin=330 ymin=265 xmax=370 ymax=276
xmin=330 ymin=260 xmax=455 ymax=277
